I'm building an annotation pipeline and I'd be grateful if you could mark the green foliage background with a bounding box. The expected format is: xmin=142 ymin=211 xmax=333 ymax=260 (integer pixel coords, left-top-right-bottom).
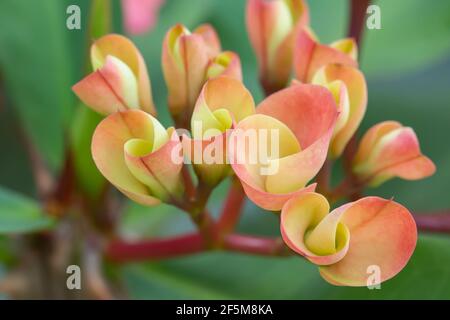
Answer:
xmin=0 ymin=0 xmax=449 ymax=299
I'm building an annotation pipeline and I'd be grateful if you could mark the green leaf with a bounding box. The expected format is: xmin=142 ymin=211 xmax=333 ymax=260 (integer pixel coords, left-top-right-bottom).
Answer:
xmin=70 ymin=106 xmax=105 ymax=199
xmin=0 ymin=187 xmax=54 ymax=234
xmin=362 ymin=0 xmax=450 ymax=77
xmin=0 ymin=0 xmax=73 ymax=172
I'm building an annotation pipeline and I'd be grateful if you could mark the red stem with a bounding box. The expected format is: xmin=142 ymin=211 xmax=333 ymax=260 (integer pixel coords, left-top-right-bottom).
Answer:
xmin=316 ymin=159 xmax=332 ymax=195
xmin=106 ymin=232 xmax=293 ymax=263
xmin=181 ymin=165 xmax=196 ymax=201
xmin=339 ymin=0 xmax=371 ymax=201
xmin=107 ymin=233 xmax=204 ymax=263
xmin=106 ymin=210 xmax=450 ymax=264
xmin=347 ymin=0 xmax=371 ymax=45
xmin=224 ymin=234 xmax=291 ymax=256
xmin=217 ymin=178 xmax=246 ymax=238
xmin=413 ymin=212 xmax=450 ymax=234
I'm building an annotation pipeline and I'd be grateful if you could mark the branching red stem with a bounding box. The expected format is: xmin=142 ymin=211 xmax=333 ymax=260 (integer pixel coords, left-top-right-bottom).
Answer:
xmin=106 ymin=232 xmax=293 ymax=263
xmin=107 ymin=233 xmax=204 ymax=263
xmin=217 ymin=178 xmax=246 ymax=239
xmin=224 ymin=234 xmax=292 ymax=256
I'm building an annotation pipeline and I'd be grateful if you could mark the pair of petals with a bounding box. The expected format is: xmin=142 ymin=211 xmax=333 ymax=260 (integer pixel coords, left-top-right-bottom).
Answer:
xmin=246 ymin=0 xmax=309 ymax=89
xmin=311 ymin=64 xmax=367 ymax=158
xmin=91 ymin=110 xmax=182 ymax=206
xmin=281 ymin=192 xmax=417 ymax=286
xmin=73 ymin=34 xmax=156 ymax=116
xmin=294 ymin=27 xmax=358 ymax=83
xmin=353 ymin=121 xmax=436 ymax=186
xmin=162 ymin=24 xmax=242 ymax=119
xmin=229 ymin=84 xmax=338 ymax=210
xmin=162 ymin=24 xmax=221 ymax=117
xmin=182 ymin=76 xmax=255 ymax=186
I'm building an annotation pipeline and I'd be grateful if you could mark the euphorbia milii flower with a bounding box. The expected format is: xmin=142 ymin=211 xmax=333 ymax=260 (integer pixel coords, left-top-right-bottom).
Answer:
xmin=91 ymin=109 xmax=183 ymax=206
xmin=206 ymin=51 xmax=242 ymax=81
xmin=246 ymin=0 xmax=309 ymax=92
xmin=281 ymin=192 xmax=417 ymax=286
xmin=73 ymin=34 xmax=155 ymax=116
xmin=182 ymin=76 xmax=255 ymax=186
xmin=311 ymin=64 xmax=367 ymax=158
xmin=162 ymin=24 xmax=221 ymax=120
xmin=122 ymin=0 xmax=165 ymax=35
xmin=352 ymin=121 xmax=436 ymax=187
xmin=228 ymin=84 xmax=337 ymax=210
xmin=294 ymin=27 xmax=358 ymax=83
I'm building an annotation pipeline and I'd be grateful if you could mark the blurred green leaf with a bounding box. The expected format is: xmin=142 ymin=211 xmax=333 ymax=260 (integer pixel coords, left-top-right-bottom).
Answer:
xmin=89 ymin=0 xmax=112 ymax=39
xmin=70 ymin=106 xmax=105 ymax=200
xmin=362 ymin=0 xmax=450 ymax=77
xmin=0 ymin=0 xmax=73 ymax=172
xmin=0 ymin=186 xmax=54 ymax=234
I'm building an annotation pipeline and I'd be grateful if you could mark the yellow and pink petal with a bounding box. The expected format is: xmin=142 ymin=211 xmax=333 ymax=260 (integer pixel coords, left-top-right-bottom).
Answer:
xmin=246 ymin=0 xmax=309 ymax=90
xmin=206 ymin=51 xmax=243 ymax=81
xmin=162 ymin=24 xmax=217 ymax=118
xmin=353 ymin=121 xmax=436 ymax=186
xmin=185 ymin=76 xmax=255 ymax=186
xmin=228 ymin=84 xmax=337 ymax=210
xmin=89 ymin=33 xmax=155 ymax=115
xmin=91 ymin=110 xmax=183 ymax=205
xmin=281 ymin=193 xmax=417 ymax=286
xmin=73 ymin=55 xmax=139 ymax=115
xmin=294 ymin=27 xmax=358 ymax=83
xmin=311 ymin=64 xmax=367 ymax=158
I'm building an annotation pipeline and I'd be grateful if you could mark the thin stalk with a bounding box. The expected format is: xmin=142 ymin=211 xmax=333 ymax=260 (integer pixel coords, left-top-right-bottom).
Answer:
xmin=216 ymin=178 xmax=246 ymax=240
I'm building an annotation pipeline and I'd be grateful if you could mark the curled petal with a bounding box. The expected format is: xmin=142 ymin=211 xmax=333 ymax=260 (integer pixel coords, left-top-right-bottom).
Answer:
xmin=353 ymin=121 xmax=436 ymax=186
xmin=91 ymin=110 xmax=182 ymax=206
xmin=191 ymin=76 xmax=255 ymax=137
xmin=73 ymin=56 xmax=139 ymax=115
xmin=194 ymin=24 xmax=221 ymax=59
xmin=188 ymin=76 xmax=255 ymax=185
xmin=162 ymin=24 xmax=213 ymax=117
xmin=229 ymin=84 xmax=337 ymax=210
xmin=257 ymin=84 xmax=337 ymax=148
xmin=312 ymin=64 xmax=367 ymax=158
xmin=90 ymin=34 xmax=155 ymax=115
xmin=294 ymin=28 xmax=358 ymax=82
xmin=124 ymin=128 xmax=183 ymax=201
xmin=257 ymin=84 xmax=337 ymax=192
xmin=242 ymin=181 xmax=316 ymax=212
xmin=320 ymin=197 xmax=417 ymax=286
xmin=281 ymin=193 xmax=350 ymax=265
xmin=206 ymin=51 xmax=243 ymax=81
xmin=281 ymin=193 xmax=417 ymax=286
xmin=330 ymin=38 xmax=358 ymax=61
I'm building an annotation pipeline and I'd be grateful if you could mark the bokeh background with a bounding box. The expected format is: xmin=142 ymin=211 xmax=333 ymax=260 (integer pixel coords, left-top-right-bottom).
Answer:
xmin=0 ymin=0 xmax=449 ymax=299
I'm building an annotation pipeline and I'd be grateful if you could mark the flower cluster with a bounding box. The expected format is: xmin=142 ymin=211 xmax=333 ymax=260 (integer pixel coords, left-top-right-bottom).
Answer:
xmin=73 ymin=0 xmax=435 ymax=287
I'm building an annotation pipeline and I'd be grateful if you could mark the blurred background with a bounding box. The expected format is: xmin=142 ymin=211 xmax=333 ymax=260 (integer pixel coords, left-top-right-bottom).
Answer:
xmin=0 ymin=0 xmax=449 ymax=299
